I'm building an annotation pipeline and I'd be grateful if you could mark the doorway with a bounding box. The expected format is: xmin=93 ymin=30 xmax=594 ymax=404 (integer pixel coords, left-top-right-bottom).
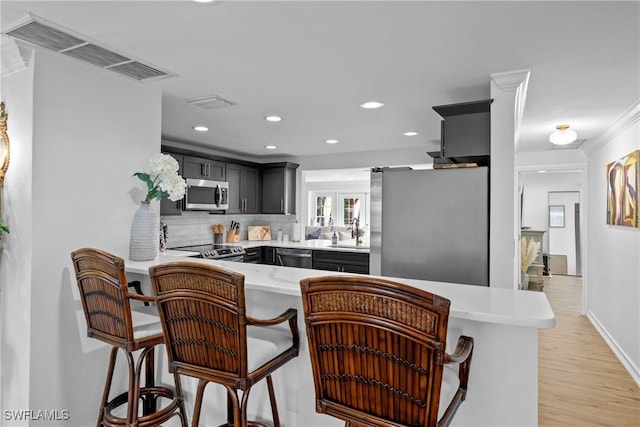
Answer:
xmin=548 ymin=191 xmax=582 ymax=277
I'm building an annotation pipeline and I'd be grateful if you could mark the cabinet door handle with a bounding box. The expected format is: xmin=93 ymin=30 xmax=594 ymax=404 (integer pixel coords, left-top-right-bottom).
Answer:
xmin=201 ymin=163 xmax=206 ymax=176
xmin=207 ymin=163 xmax=211 ymax=177
xmin=280 ymin=198 xmax=284 ymax=213
xmin=272 ymin=250 xmax=276 ymax=263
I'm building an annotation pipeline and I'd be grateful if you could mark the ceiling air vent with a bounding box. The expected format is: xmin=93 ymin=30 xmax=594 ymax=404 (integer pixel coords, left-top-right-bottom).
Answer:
xmin=551 ymin=139 xmax=585 ymax=151
xmin=187 ymin=95 xmax=236 ymax=110
xmin=2 ymin=14 xmax=174 ymax=82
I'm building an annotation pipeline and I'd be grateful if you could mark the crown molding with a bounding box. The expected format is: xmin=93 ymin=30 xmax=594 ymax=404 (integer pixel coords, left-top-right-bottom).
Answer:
xmin=581 ymin=100 xmax=640 ymax=155
xmin=0 ymin=38 xmax=31 ymax=78
xmin=491 ymin=69 xmax=531 ymax=92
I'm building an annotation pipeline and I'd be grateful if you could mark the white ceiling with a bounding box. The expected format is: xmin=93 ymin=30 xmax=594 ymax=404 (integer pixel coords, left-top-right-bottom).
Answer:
xmin=2 ymin=1 xmax=638 ymax=160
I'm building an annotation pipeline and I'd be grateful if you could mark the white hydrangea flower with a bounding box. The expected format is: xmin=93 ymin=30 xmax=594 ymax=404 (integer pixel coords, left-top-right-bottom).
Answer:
xmin=160 ymin=173 xmax=187 ymax=201
xmin=135 ymin=153 xmax=186 ymax=202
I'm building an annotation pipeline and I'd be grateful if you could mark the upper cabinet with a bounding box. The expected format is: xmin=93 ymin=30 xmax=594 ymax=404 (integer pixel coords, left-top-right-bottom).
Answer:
xmin=431 ymin=99 xmax=492 ymax=165
xmin=160 ymin=152 xmax=183 ymax=215
xmin=261 ymin=162 xmax=298 ymax=215
xmin=160 ymin=146 xmax=298 ymax=216
xmin=183 ymin=155 xmax=225 ymax=181
xmin=226 ymin=163 xmax=260 ymax=214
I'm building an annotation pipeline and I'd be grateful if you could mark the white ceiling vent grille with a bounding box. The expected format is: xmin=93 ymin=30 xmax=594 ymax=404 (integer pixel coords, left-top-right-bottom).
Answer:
xmin=187 ymin=95 xmax=236 ymax=110
xmin=551 ymin=139 xmax=585 ymax=150
xmin=2 ymin=14 xmax=174 ymax=82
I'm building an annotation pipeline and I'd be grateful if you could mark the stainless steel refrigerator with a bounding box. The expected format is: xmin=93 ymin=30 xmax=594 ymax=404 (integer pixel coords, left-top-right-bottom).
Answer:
xmin=369 ymin=167 xmax=489 ymax=286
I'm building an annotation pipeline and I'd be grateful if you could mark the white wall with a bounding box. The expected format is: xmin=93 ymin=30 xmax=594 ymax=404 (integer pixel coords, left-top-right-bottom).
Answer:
xmin=1 ymin=46 xmax=162 ymax=425
xmin=0 ymin=47 xmax=35 ymax=426
xmin=584 ymin=105 xmax=640 ymax=385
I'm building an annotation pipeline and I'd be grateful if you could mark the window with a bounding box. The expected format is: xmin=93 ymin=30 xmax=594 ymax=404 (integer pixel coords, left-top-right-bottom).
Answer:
xmin=311 ymin=193 xmax=333 ymax=226
xmin=339 ymin=193 xmax=364 ymax=227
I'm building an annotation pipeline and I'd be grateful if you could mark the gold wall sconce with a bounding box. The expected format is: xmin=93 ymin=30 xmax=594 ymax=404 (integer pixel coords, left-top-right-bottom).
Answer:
xmin=0 ymin=101 xmax=9 ymax=222
xmin=0 ymin=102 xmax=9 ymax=187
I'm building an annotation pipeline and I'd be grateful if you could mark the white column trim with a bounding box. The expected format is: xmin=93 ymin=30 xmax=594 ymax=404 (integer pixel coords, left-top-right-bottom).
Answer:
xmin=491 ymin=69 xmax=531 ymax=150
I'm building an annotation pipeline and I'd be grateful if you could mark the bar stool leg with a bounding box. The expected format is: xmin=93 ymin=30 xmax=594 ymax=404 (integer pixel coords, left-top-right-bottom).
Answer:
xmin=173 ymin=372 xmax=188 ymax=427
xmin=192 ymin=379 xmax=208 ymax=427
xmin=97 ymin=347 xmax=119 ymax=427
xmin=143 ymin=347 xmax=157 ymax=416
xmin=266 ymin=375 xmax=280 ymax=427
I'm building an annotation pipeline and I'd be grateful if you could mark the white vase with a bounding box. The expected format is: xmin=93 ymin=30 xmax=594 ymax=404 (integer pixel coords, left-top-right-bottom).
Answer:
xmin=521 ymin=271 xmax=530 ymax=290
xmin=129 ymin=201 xmax=158 ymax=261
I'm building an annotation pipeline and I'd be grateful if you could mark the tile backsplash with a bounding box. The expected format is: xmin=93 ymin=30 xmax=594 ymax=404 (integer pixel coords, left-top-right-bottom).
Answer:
xmin=161 ymin=211 xmax=298 ymax=248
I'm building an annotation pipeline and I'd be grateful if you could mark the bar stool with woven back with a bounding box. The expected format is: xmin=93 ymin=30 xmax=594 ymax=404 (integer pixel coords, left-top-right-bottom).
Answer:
xmin=71 ymin=247 xmax=187 ymax=427
xmin=148 ymin=261 xmax=300 ymax=427
xmin=300 ymin=275 xmax=474 ymax=427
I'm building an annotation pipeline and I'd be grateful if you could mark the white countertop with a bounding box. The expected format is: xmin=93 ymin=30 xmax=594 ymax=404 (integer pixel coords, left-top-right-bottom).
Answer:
xmin=126 ymin=254 xmax=555 ymax=330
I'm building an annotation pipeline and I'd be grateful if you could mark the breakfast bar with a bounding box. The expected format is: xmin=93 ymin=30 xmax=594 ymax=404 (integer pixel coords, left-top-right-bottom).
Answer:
xmin=126 ymin=254 xmax=555 ymax=427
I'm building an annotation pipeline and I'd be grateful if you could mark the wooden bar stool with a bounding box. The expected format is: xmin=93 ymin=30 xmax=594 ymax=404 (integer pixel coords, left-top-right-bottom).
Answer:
xmin=300 ymin=275 xmax=474 ymax=427
xmin=148 ymin=261 xmax=300 ymax=427
xmin=71 ymin=248 xmax=187 ymax=427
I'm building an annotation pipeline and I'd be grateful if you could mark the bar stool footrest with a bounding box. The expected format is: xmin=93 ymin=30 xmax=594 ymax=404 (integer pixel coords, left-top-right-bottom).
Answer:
xmin=217 ymin=423 xmax=272 ymax=427
xmin=103 ymin=386 xmax=181 ymax=427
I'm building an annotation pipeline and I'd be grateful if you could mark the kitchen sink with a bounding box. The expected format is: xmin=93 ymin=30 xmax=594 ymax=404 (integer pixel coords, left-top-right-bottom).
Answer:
xmin=328 ymin=244 xmax=370 ymax=250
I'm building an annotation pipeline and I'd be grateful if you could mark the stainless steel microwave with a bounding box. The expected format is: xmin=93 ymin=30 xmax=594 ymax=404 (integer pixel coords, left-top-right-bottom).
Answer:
xmin=184 ymin=178 xmax=229 ymax=211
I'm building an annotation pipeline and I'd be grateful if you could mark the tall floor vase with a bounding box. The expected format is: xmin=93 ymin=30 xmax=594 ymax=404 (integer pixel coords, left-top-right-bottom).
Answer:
xmin=129 ymin=201 xmax=159 ymax=261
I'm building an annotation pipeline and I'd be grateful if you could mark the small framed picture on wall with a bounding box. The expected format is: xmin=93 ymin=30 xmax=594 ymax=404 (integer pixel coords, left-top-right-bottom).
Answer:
xmin=549 ymin=205 xmax=565 ymax=228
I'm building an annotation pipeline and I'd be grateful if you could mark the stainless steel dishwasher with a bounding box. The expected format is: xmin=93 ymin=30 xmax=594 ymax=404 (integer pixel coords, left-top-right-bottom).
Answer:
xmin=276 ymin=248 xmax=312 ymax=268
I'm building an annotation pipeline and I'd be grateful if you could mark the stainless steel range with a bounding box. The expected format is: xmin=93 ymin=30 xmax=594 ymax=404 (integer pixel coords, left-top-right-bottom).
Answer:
xmin=172 ymin=244 xmax=246 ymax=262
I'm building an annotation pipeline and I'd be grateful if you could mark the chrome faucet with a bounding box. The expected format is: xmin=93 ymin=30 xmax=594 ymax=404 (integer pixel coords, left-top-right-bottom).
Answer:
xmin=352 ymin=218 xmax=362 ymax=246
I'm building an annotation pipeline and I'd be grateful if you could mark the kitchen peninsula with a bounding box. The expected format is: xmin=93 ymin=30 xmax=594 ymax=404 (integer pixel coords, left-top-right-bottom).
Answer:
xmin=126 ymin=254 xmax=555 ymax=427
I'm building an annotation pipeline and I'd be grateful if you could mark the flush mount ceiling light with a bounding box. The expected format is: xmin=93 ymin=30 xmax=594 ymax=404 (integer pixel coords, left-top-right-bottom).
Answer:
xmin=549 ymin=124 xmax=577 ymax=145
xmin=360 ymin=101 xmax=384 ymax=109
xmin=265 ymin=116 xmax=282 ymax=122
xmin=265 ymin=145 xmax=277 ymax=150
xmin=325 ymin=139 xmax=339 ymax=144
xmin=193 ymin=125 xmax=208 ymax=132
xmin=402 ymin=131 xmax=419 ymax=136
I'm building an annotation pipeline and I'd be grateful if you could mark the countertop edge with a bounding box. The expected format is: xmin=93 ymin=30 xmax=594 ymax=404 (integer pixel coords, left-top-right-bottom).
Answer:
xmin=126 ymin=255 xmax=556 ymax=330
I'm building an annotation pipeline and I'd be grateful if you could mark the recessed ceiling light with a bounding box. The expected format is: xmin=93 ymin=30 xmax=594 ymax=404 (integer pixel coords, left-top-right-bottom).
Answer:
xmin=193 ymin=126 xmax=208 ymax=132
xmin=402 ymin=131 xmax=419 ymax=136
xmin=360 ymin=101 xmax=384 ymax=109
xmin=265 ymin=115 xmax=282 ymax=122
xmin=265 ymin=145 xmax=277 ymax=150
xmin=325 ymin=139 xmax=339 ymax=144
xmin=538 ymin=170 xmax=547 ymax=174
xmin=193 ymin=0 xmax=215 ymax=3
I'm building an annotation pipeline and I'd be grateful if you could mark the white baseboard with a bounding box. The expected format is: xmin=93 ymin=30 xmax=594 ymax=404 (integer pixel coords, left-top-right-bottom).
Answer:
xmin=587 ymin=310 xmax=640 ymax=387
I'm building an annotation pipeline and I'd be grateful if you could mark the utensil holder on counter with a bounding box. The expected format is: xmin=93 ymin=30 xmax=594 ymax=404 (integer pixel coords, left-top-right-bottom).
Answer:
xmin=214 ymin=233 xmax=223 ymax=245
xmin=226 ymin=230 xmax=240 ymax=243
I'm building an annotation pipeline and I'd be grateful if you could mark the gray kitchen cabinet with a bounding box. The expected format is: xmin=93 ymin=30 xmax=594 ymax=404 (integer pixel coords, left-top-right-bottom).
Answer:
xmin=262 ymin=247 xmax=278 ymax=265
xmin=226 ymin=163 xmax=260 ymax=214
xmin=312 ymin=250 xmax=370 ymax=274
xmin=182 ymin=155 xmax=225 ymax=180
xmin=432 ymin=99 xmax=492 ymax=160
xmin=160 ymin=152 xmax=183 ymax=216
xmin=261 ymin=162 xmax=298 ymax=214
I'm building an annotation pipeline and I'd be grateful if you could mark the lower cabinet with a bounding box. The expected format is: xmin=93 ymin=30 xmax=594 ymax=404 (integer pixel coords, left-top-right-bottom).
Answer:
xmin=312 ymin=250 xmax=370 ymax=274
xmin=262 ymin=247 xmax=278 ymax=265
xmin=244 ymin=247 xmax=261 ymax=263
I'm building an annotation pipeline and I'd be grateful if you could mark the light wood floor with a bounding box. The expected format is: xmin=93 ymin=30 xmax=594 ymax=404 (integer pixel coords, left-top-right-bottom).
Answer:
xmin=539 ymin=275 xmax=640 ymax=426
